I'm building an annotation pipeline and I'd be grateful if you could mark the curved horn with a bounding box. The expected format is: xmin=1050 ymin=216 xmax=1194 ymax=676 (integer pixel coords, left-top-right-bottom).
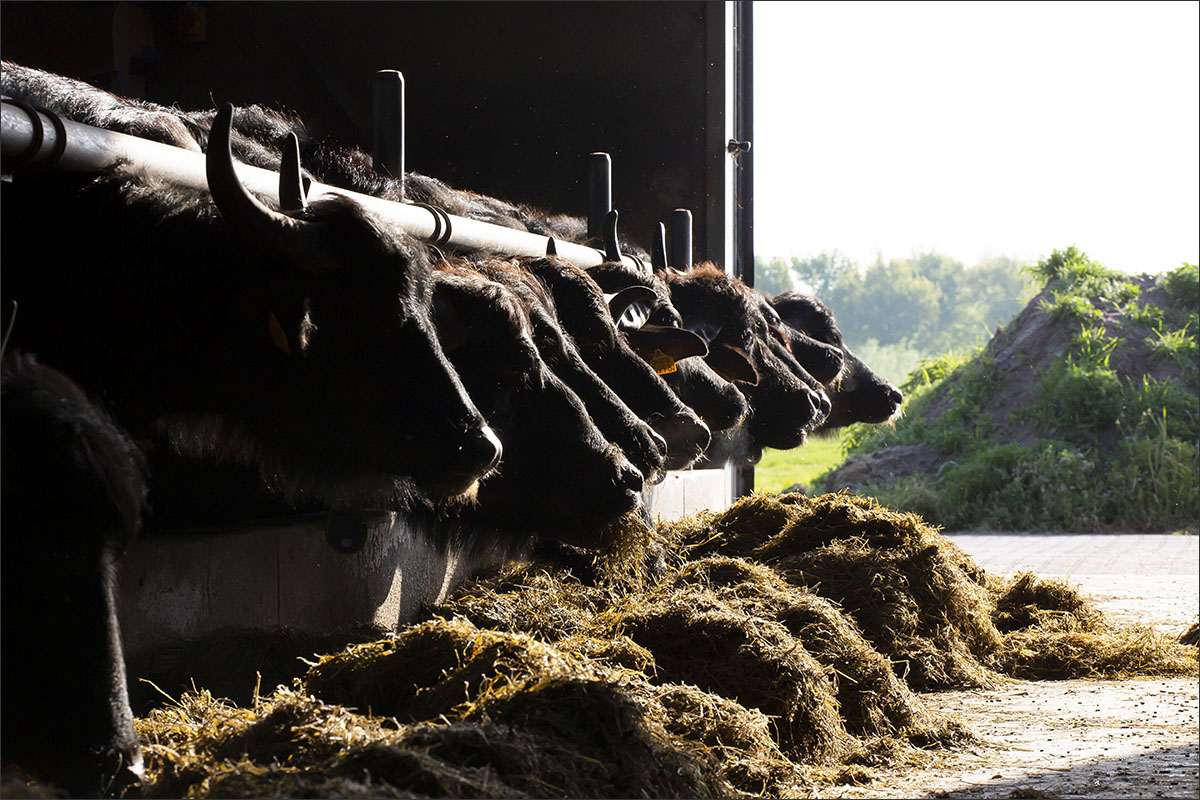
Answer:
xmin=207 ymin=103 xmax=330 ymax=269
xmin=652 ymin=222 xmax=667 ymax=270
xmin=603 ymin=209 xmax=622 ymax=263
xmin=607 ymin=285 xmax=658 ymax=323
xmin=279 ymin=131 xmax=307 ymax=213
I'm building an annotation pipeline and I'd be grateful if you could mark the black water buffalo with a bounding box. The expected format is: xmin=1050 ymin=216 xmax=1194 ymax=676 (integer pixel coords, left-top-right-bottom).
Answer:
xmin=663 ymin=264 xmax=829 ymax=466
xmin=459 ymin=256 xmax=671 ymax=481
xmin=0 ymin=105 xmax=501 ymax=794
xmin=518 ymin=256 xmax=713 ymax=470
xmin=585 ymin=260 xmax=751 ymax=434
xmin=429 ymin=264 xmax=644 ymax=548
xmin=770 ymin=291 xmax=904 ymax=430
xmin=1 ymin=353 xmax=145 ymax=797
xmin=751 ymin=290 xmax=845 ymax=385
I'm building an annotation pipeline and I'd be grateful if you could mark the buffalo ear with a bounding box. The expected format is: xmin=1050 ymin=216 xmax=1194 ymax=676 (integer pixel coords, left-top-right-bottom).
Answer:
xmin=706 ymin=343 xmax=759 ymax=385
xmin=247 ymin=278 xmax=315 ymax=356
xmin=625 ymin=324 xmax=709 ymax=362
xmin=431 ymin=293 xmax=471 ymax=353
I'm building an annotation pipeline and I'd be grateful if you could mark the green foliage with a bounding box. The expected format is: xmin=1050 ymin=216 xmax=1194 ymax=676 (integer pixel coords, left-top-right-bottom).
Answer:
xmin=1163 ymin=262 xmax=1199 ymax=311
xmin=859 ymin=431 xmax=1198 ymax=533
xmin=1118 ymin=376 xmax=1199 ymax=444
xmin=1068 ymin=324 xmax=1120 ymax=369
xmin=754 ymin=250 xmax=1037 ymax=357
xmin=1147 ymin=326 xmax=1199 ymax=386
xmin=1125 ymin=301 xmax=1164 ymax=329
xmin=1026 ymin=362 xmax=1123 ymax=448
xmin=1030 ymin=247 xmax=1140 ymax=313
xmin=843 ymin=347 xmax=998 ymax=457
xmin=1040 ymin=290 xmax=1103 ymax=323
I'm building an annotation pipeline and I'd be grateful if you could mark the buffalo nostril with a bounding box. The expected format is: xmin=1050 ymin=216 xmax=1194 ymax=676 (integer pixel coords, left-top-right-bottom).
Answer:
xmin=618 ymin=459 xmax=645 ymax=493
xmin=464 ymin=425 xmax=503 ymax=473
xmin=818 ymin=392 xmax=832 ymax=418
xmin=692 ymin=418 xmax=712 ymax=453
xmin=649 ymin=429 xmax=669 ymax=459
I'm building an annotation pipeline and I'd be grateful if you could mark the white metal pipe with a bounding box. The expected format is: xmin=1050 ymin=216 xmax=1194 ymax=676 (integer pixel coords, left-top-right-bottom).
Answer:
xmin=1 ymin=101 xmax=628 ymax=269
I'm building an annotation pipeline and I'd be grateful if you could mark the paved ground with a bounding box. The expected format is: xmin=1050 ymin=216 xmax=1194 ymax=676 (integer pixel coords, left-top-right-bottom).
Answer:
xmin=945 ymin=533 xmax=1199 ymax=635
xmin=820 ymin=533 xmax=1200 ymax=800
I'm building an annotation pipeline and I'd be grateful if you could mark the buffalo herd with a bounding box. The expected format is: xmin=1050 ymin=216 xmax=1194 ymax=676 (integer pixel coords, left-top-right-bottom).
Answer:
xmin=0 ymin=62 xmax=902 ymax=796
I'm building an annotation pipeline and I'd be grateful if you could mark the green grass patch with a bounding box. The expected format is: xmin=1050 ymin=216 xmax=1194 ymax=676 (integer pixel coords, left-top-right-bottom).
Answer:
xmin=755 ymin=431 xmax=849 ymax=493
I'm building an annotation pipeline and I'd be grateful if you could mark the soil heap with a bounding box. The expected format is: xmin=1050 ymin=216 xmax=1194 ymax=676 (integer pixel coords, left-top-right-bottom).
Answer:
xmin=825 ymin=253 xmax=1198 ymax=532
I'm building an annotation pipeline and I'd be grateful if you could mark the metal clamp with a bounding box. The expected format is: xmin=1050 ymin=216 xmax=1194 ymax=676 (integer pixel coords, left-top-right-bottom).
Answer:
xmin=410 ymin=201 xmax=454 ymax=248
xmin=1 ymin=98 xmax=68 ymax=174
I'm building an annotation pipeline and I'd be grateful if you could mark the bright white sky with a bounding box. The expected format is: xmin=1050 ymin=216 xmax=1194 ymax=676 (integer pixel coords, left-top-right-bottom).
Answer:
xmin=753 ymin=0 xmax=1200 ymax=274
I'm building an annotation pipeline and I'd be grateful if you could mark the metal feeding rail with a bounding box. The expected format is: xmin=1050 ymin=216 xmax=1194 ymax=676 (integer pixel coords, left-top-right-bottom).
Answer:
xmin=0 ymin=95 xmax=651 ymax=272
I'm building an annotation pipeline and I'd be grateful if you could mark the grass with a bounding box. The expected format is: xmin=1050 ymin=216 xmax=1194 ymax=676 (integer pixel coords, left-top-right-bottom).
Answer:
xmin=755 ymin=431 xmax=849 ymax=493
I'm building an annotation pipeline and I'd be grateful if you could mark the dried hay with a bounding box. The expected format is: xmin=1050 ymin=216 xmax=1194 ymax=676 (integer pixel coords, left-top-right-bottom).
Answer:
xmin=991 ymin=572 xmax=1103 ymax=633
xmin=136 ymin=634 xmax=730 ymax=798
xmin=429 ymin=564 xmax=604 ymax=642
xmin=653 ymin=682 xmax=814 ymax=797
xmin=601 ymin=585 xmax=852 ymax=761
xmin=990 ymin=573 xmax=1199 ymax=679
xmin=303 ymin=617 xmax=594 ymax=723
xmin=662 ymin=493 xmax=1001 ymax=690
xmin=119 ymin=490 xmax=1196 ymax=798
xmin=675 ymin=556 xmax=971 ymax=747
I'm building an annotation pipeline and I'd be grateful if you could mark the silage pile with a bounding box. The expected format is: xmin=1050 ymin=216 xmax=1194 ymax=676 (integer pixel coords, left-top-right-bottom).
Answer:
xmin=130 ymin=493 xmax=1197 ymax=798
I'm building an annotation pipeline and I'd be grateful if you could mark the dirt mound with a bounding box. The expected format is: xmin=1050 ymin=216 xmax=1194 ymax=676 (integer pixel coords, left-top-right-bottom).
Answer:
xmin=825 ymin=257 xmax=1198 ymax=532
xmin=825 ymin=443 xmax=948 ymax=492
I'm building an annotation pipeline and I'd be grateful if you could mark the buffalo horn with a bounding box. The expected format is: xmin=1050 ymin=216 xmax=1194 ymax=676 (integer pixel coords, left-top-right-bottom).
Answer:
xmin=603 ymin=209 xmax=622 ymax=263
xmin=207 ymin=103 xmax=332 ymax=271
xmin=606 ymin=285 xmax=657 ymax=324
xmin=278 ymin=132 xmax=307 ymax=213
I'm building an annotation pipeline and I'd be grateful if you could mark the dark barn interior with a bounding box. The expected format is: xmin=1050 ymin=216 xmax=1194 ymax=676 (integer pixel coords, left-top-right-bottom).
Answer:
xmin=1 ymin=1 xmax=732 ymax=260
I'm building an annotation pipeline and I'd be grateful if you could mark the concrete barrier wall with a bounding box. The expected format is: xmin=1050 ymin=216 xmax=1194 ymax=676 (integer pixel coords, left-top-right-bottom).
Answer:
xmin=117 ymin=468 xmax=732 ymax=666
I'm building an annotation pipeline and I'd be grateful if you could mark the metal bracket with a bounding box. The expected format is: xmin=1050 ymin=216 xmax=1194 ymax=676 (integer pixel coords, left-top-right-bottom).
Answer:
xmin=326 ymin=510 xmax=370 ymax=554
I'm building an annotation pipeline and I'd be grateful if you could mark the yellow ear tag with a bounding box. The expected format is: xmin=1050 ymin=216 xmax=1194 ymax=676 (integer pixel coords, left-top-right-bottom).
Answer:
xmin=649 ymin=348 xmax=677 ymax=375
xmin=268 ymin=312 xmax=292 ymax=355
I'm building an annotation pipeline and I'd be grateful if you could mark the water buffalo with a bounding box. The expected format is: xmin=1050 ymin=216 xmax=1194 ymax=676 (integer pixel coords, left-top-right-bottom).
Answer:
xmin=429 ymin=263 xmax=645 ymax=548
xmin=770 ymin=291 xmax=904 ymax=430
xmin=663 ymin=264 xmax=829 ymax=466
xmin=459 ymin=256 xmax=671 ymax=482
xmin=0 ymin=104 xmax=501 ymax=794
xmin=585 ymin=260 xmax=750 ymax=434
xmin=519 ymin=256 xmax=713 ymax=470
xmin=1 ymin=353 xmax=145 ymax=797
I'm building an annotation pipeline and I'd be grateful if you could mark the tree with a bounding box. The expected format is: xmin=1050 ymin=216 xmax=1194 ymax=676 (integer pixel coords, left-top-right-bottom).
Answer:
xmin=788 ymin=250 xmax=855 ymax=298
xmin=753 ymin=256 xmax=796 ymax=296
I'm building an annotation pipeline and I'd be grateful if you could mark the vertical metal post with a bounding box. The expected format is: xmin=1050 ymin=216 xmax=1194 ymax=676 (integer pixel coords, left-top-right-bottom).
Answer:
xmin=731 ymin=0 xmax=756 ymax=498
xmin=670 ymin=208 xmax=693 ymax=269
xmin=733 ymin=0 xmax=754 ymax=289
xmin=587 ymin=152 xmax=612 ymax=241
xmin=651 ymin=222 xmax=668 ymax=270
xmin=372 ymin=70 xmax=405 ymax=188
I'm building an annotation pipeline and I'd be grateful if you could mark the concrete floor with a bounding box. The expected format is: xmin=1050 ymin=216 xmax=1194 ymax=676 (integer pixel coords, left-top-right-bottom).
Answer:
xmin=944 ymin=532 xmax=1199 ymax=634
